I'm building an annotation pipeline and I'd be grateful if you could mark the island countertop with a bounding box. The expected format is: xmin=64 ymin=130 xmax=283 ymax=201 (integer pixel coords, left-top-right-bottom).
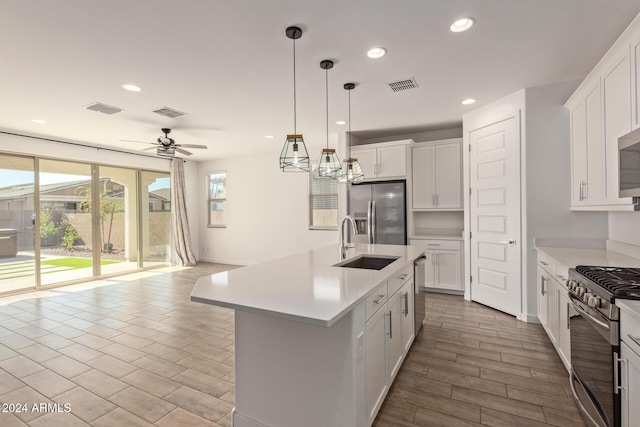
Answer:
xmin=190 ymin=243 xmax=425 ymax=327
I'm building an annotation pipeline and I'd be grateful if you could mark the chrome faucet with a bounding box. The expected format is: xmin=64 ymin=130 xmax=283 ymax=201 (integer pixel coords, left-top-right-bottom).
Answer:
xmin=340 ymin=215 xmax=357 ymax=259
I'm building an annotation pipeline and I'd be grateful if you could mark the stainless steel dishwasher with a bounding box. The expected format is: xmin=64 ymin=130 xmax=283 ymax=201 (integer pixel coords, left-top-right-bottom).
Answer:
xmin=414 ymin=255 xmax=427 ymax=333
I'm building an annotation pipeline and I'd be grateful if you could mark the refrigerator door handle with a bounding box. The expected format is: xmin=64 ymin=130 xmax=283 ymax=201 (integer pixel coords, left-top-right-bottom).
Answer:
xmin=367 ymin=201 xmax=373 ymax=244
xmin=371 ymin=200 xmax=376 ymax=244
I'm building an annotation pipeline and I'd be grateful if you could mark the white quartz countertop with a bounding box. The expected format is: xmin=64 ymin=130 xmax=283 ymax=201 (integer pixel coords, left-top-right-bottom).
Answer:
xmin=190 ymin=244 xmax=426 ymax=327
xmin=534 ymin=246 xmax=640 ymax=269
xmin=618 ymin=299 xmax=640 ymax=321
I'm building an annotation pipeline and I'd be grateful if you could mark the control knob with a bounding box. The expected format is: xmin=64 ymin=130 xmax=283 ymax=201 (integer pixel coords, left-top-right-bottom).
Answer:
xmin=567 ymin=280 xmax=577 ymax=291
xmin=588 ymin=295 xmax=601 ymax=308
xmin=577 ymin=287 xmax=587 ymax=298
xmin=583 ymin=292 xmax=595 ymax=303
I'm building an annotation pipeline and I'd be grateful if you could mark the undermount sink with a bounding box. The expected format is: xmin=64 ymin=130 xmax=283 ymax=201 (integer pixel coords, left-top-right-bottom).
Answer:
xmin=334 ymin=255 xmax=399 ymax=270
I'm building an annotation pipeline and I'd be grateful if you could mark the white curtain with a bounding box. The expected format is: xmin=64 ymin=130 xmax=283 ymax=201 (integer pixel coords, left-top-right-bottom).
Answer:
xmin=170 ymin=159 xmax=197 ymax=266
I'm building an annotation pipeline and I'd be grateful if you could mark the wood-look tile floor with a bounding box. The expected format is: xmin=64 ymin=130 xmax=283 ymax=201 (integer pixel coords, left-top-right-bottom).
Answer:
xmin=0 ymin=263 xmax=586 ymax=427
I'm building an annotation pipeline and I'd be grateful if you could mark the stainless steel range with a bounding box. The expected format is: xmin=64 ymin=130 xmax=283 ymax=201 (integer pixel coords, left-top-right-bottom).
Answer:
xmin=567 ymin=266 xmax=640 ymax=427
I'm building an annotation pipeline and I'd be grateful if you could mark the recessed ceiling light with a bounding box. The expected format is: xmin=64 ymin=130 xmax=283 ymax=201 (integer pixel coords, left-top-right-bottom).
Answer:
xmin=462 ymin=98 xmax=476 ymax=105
xmin=32 ymin=119 xmax=46 ymax=124
xmin=265 ymin=135 xmax=274 ymax=139
xmin=367 ymin=47 xmax=387 ymax=59
xmin=122 ymin=84 xmax=142 ymax=92
xmin=335 ymin=120 xmax=347 ymax=125
xmin=450 ymin=17 xmax=475 ymax=32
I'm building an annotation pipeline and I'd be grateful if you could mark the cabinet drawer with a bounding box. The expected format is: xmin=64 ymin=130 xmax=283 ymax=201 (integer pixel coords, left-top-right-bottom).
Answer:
xmin=411 ymin=239 xmax=461 ymax=251
xmin=537 ymin=251 xmax=557 ymax=276
xmin=365 ymin=283 xmax=388 ymax=321
xmin=388 ymin=264 xmax=413 ymax=296
xmin=620 ymin=306 xmax=640 ymax=356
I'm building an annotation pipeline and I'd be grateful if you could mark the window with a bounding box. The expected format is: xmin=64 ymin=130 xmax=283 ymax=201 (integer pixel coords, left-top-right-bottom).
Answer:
xmin=309 ymin=166 xmax=338 ymax=229
xmin=208 ymin=172 xmax=227 ymax=227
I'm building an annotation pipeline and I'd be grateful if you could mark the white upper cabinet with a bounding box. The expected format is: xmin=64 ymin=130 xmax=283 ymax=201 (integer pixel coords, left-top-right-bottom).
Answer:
xmin=412 ymin=139 xmax=462 ymax=210
xmin=567 ymin=81 xmax=604 ymax=207
xmin=351 ymin=140 xmax=412 ymax=181
xmin=603 ymin=53 xmax=633 ymax=205
xmin=566 ymin=15 xmax=640 ymax=211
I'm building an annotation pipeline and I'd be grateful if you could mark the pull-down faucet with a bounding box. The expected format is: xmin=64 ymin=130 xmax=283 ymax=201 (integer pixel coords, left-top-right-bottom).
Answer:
xmin=340 ymin=215 xmax=357 ymax=259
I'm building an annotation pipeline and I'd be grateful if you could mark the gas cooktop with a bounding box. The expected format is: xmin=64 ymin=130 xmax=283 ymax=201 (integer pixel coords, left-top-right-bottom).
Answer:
xmin=574 ymin=265 xmax=640 ymax=299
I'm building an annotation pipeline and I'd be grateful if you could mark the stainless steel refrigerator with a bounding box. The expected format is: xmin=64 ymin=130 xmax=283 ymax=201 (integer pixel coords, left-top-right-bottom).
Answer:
xmin=348 ymin=180 xmax=407 ymax=245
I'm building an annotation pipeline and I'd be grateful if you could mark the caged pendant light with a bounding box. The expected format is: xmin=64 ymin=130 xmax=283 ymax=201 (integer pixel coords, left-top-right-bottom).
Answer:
xmin=314 ymin=59 xmax=342 ymax=179
xmin=338 ymin=83 xmax=365 ymax=184
xmin=280 ymin=26 xmax=310 ymax=172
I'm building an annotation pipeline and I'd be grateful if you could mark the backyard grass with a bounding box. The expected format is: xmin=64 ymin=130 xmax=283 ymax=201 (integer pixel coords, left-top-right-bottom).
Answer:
xmin=41 ymin=258 xmax=119 ymax=269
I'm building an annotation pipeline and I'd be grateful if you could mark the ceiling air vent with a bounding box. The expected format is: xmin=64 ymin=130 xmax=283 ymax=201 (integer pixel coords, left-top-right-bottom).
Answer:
xmin=386 ymin=78 xmax=418 ymax=93
xmin=84 ymin=102 xmax=124 ymax=115
xmin=152 ymin=106 xmax=186 ymax=119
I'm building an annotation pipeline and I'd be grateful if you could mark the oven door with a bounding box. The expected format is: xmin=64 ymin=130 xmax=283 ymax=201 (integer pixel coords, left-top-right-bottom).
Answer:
xmin=569 ymin=294 xmax=619 ymax=427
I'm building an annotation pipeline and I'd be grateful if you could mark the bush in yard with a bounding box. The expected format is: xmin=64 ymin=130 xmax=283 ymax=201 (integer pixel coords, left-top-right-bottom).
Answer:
xmin=60 ymin=218 xmax=80 ymax=250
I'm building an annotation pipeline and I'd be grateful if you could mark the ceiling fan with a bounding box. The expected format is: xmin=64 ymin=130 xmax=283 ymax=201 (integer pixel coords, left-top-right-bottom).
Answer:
xmin=121 ymin=128 xmax=208 ymax=157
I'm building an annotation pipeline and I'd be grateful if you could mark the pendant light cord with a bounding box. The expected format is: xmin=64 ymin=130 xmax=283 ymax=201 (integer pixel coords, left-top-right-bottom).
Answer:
xmin=326 ymin=67 xmax=329 ymax=149
xmin=293 ymin=37 xmax=297 ymax=135
xmin=348 ymin=88 xmax=352 ymax=157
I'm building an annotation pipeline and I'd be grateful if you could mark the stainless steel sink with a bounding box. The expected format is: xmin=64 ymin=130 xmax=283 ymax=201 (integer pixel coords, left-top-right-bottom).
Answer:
xmin=334 ymin=255 xmax=399 ymax=270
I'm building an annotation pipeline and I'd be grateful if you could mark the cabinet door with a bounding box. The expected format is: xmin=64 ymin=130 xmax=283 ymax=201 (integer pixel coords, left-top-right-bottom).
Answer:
xmin=425 ymin=251 xmax=435 ymax=288
xmin=570 ymin=99 xmax=589 ymax=206
xmin=412 ymin=146 xmax=435 ymax=209
xmin=537 ymin=267 xmax=550 ymax=330
xmin=352 ymin=148 xmax=377 ymax=180
xmin=434 ymin=143 xmax=462 ymax=208
xmin=585 ymin=83 xmax=604 ymax=205
xmin=547 ymin=278 xmax=559 ymax=346
xmin=386 ymin=290 xmax=404 ymax=383
xmin=557 ymin=289 xmax=571 ymax=370
xmin=377 ymin=145 xmax=407 ymax=178
xmin=621 ymin=341 xmax=640 ymax=427
xmin=434 ymin=250 xmax=462 ymax=291
xmin=632 ymin=35 xmax=640 ymax=131
xmin=603 ymin=54 xmax=633 ymax=205
xmin=365 ymin=306 xmax=387 ymax=424
xmin=400 ymin=280 xmax=415 ymax=353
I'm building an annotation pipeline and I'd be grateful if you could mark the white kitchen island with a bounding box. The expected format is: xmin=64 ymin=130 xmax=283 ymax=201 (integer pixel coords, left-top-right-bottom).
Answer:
xmin=191 ymin=243 xmax=426 ymax=427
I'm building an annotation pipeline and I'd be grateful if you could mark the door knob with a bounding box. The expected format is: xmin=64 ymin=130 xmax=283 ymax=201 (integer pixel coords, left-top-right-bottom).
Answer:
xmin=500 ymin=239 xmax=516 ymax=245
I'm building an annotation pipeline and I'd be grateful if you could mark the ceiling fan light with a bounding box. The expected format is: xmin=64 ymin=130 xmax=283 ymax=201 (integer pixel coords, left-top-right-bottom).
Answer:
xmin=450 ymin=17 xmax=475 ymax=32
xmin=338 ymin=158 xmax=365 ymax=184
xmin=280 ymin=134 xmax=310 ymax=172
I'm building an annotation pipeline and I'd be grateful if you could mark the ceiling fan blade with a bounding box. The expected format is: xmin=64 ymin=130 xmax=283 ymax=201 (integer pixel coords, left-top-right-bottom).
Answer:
xmin=178 ymin=144 xmax=208 ymax=149
xmin=120 ymin=139 xmax=156 ymax=145
xmin=141 ymin=146 xmax=157 ymax=151
xmin=175 ymin=147 xmax=193 ymax=156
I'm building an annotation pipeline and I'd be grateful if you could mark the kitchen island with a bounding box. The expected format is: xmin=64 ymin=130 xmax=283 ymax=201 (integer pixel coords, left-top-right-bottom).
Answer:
xmin=191 ymin=243 xmax=425 ymax=427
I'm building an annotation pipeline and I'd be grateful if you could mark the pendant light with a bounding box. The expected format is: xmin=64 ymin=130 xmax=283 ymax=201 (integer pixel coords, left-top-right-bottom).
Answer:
xmin=280 ymin=26 xmax=310 ymax=172
xmin=338 ymin=83 xmax=365 ymax=184
xmin=315 ymin=59 xmax=342 ymax=179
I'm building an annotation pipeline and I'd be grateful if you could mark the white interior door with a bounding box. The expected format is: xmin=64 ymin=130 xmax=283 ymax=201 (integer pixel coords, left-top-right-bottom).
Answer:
xmin=469 ymin=115 xmax=521 ymax=316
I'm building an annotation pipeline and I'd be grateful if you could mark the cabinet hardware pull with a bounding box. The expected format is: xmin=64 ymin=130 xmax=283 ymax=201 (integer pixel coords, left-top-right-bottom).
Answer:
xmin=541 ymin=276 xmax=545 ymax=296
xmin=373 ymin=295 xmax=385 ymax=304
xmin=614 ymin=351 xmax=620 ymax=394
xmin=388 ymin=311 xmax=393 ymax=339
xmin=435 ymin=194 xmax=438 ymax=206
xmin=404 ymin=291 xmax=409 ymax=317
xmin=567 ymin=302 xmax=570 ymax=330
xmin=540 ymin=261 xmax=548 ymax=266
xmin=617 ymin=357 xmax=627 ymax=393
xmin=399 ymin=273 xmax=408 ymax=280
xmin=427 ymin=243 xmax=441 ymax=246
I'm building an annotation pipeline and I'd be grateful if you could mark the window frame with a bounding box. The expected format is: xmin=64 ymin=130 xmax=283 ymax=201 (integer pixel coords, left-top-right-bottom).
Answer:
xmin=207 ymin=171 xmax=227 ymax=228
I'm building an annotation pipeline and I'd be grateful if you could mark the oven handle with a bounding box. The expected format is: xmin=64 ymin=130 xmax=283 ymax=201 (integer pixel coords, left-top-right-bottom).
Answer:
xmin=568 ymin=294 xmax=610 ymax=331
xmin=570 ymin=370 xmax=607 ymax=427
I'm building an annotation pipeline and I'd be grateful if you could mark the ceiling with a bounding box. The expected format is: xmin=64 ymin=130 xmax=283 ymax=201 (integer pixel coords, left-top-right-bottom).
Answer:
xmin=1 ymin=1 xmax=640 ymax=161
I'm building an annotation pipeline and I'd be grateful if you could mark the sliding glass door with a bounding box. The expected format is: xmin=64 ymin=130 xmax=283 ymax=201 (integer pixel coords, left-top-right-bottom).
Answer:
xmin=0 ymin=154 xmax=35 ymax=293
xmin=141 ymin=171 xmax=171 ymax=267
xmin=39 ymin=159 xmax=94 ymax=286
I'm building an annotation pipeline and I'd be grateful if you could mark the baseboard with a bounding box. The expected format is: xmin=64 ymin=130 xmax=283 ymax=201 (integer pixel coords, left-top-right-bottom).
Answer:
xmin=197 ymin=256 xmax=249 ymax=266
xmin=518 ymin=312 xmax=541 ymax=324
xmin=232 ymin=409 xmax=270 ymax=427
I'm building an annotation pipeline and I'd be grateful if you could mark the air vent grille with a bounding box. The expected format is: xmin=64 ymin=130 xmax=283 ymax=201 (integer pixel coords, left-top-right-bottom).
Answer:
xmin=152 ymin=107 xmax=186 ymax=118
xmin=386 ymin=78 xmax=418 ymax=93
xmin=84 ymin=102 xmax=124 ymax=115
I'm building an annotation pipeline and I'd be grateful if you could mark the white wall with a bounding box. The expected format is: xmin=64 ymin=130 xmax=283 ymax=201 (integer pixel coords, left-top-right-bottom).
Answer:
xmin=609 ymin=212 xmax=640 ymax=244
xmin=197 ymin=151 xmax=340 ymax=265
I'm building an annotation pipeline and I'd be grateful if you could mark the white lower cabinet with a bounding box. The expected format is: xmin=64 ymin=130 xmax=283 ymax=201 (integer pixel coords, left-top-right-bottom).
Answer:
xmin=621 ymin=341 xmax=640 ymax=427
xmin=410 ymin=239 xmax=463 ymax=292
xmin=365 ymin=275 xmax=415 ymax=426
xmin=537 ymin=251 xmax=572 ymax=371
